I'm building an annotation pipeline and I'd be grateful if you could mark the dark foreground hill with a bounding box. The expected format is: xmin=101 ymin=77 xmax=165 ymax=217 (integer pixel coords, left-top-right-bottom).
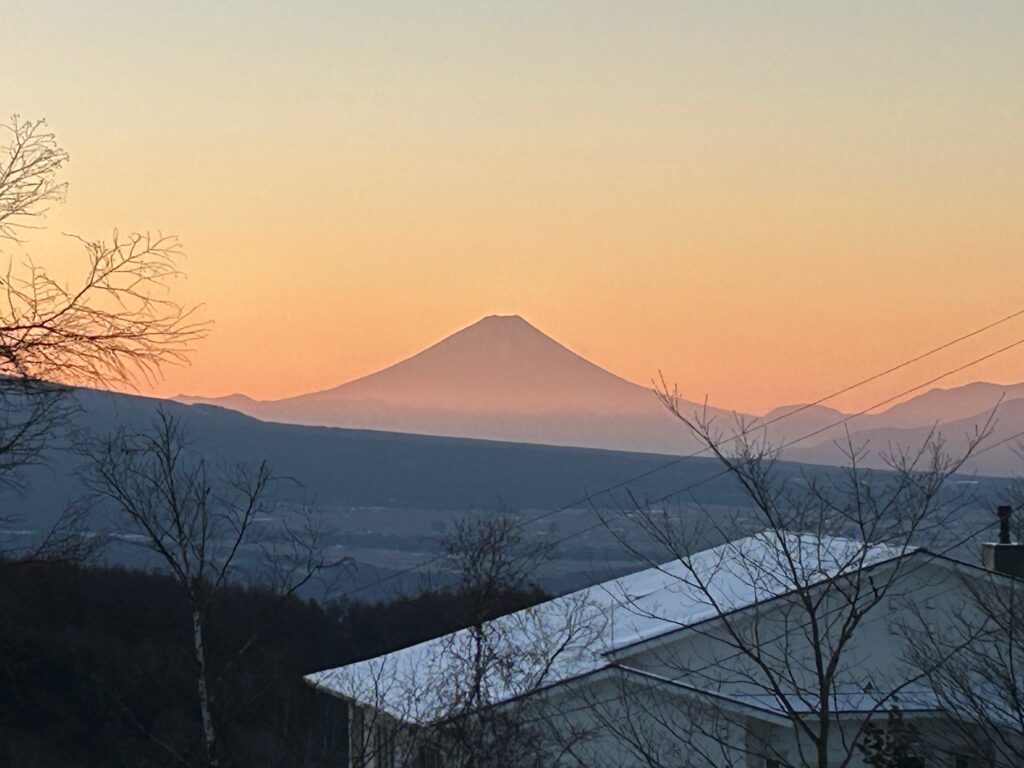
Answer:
xmin=0 ymin=387 xmax=768 ymax=595
xmin=3 ymin=387 xmax=759 ymax=533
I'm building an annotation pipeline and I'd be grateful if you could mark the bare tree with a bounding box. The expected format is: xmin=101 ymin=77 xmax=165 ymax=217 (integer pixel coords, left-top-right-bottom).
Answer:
xmin=432 ymin=514 xmax=574 ymax=768
xmin=78 ymin=410 xmax=342 ymax=768
xmin=855 ymin=707 xmax=925 ymax=767
xmin=581 ymin=394 xmax=996 ymax=768
xmin=328 ymin=512 xmax=600 ymax=768
xmin=0 ymin=116 xmax=68 ymax=241
xmin=0 ymin=114 xmax=205 ymax=562
xmin=899 ymin=495 xmax=1024 ymax=767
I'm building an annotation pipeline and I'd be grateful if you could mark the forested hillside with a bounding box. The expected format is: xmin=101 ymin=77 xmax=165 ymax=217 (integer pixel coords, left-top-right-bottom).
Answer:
xmin=0 ymin=560 xmax=546 ymax=767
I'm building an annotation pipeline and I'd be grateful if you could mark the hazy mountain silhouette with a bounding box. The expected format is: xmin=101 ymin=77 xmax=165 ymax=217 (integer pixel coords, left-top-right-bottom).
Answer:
xmin=774 ymin=380 xmax=1024 ymax=474
xmin=786 ymin=395 xmax=1024 ymax=475
xmin=178 ymin=316 xmax=1024 ymax=469
xmin=179 ymin=315 xmax=725 ymax=454
xmin=757 ymin=403 xmax=851 ymax=445
xmin=292 ymin=314 xmax=659 ymax=412
xmin=867 ymin=381 xmax=1024 ymax=428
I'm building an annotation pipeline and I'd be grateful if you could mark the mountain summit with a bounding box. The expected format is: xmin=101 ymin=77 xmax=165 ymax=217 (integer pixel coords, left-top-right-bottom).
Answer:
xmin=292 ymin=314 xmax=656 ymax=413
xmin=178 ymin=315 xmax=707 ymax=453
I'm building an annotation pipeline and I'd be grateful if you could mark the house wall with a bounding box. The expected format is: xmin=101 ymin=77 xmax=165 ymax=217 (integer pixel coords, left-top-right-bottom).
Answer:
xmin=525 ymin=672 xmax=763 ymax=768
xmin=506 ymin=680 xmax=982 ymax=768
xmin=337 ymin=556 xmax=1002 ymax=767
xmin=531 ymin=557 xmax=989 ymax=767
xmin=754 ymin=714 xmax=982 ymax=768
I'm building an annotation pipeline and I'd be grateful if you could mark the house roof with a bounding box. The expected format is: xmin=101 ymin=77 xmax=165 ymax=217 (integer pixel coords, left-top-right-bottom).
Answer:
xmin=305 ymin=531 xmax=914 ymax=724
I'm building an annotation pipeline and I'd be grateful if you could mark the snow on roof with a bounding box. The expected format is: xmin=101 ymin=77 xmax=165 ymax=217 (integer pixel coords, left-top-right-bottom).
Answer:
xmin=305 ymin=531 xmax=912 ymax=723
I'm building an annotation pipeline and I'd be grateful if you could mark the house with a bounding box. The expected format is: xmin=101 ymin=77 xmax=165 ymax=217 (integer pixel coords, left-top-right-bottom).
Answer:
xmin=306 ymin=529 xmax=1022 ymax=767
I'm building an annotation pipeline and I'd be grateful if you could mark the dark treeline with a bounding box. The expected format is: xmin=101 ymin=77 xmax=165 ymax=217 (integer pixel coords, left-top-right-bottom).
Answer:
xmin=0 ymin=560 xmax=548 ymax=767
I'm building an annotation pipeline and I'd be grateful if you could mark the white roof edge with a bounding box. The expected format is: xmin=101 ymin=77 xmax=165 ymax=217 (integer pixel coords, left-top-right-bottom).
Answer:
xmin=604 ymin=544 xmax=925 ymax=659
xmin=306 ymin=531 xmax=920 ymax=718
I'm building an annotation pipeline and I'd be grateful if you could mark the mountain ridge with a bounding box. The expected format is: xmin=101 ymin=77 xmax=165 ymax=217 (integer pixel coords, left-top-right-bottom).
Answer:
xmin=177 ymin=315 xmax=1024 ymax=469
xmin=293 ymin=314 xmax=657 ymax=412
xmin=176 ymin=314 xmax=722 ymax=454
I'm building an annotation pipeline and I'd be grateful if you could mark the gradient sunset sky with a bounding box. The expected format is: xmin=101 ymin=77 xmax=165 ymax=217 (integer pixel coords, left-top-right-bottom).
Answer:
xmin=6 ymin=1 xmax=1024 ymax=414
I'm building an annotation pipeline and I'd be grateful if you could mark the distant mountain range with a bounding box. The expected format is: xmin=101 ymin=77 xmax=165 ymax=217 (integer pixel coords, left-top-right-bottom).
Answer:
xmin=178 ymin=315 xmax=1024 ymax=475
xmin=0 ymin=387 xmax=771 ymax=541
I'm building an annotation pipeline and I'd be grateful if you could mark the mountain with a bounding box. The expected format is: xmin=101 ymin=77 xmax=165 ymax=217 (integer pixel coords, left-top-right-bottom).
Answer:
xmin=787 ymin=395 xmax=1024 ymax=475
xmin=178 ymin=315 xmax=1024 ymax=471
xmin=776 ymin=380 xmax=1024 ymax=474
xmin=867 ymin=381 xmax=1024 ymax=429
xmin=179 ymin=315 xmax=729 ymax=454
xmin=757 ymin=403 xmax=853 ymax=445
xmin=292 ymin=314 xmax=658 ymax=413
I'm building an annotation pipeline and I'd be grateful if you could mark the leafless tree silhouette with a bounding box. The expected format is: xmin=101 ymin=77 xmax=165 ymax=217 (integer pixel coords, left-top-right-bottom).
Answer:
xmin=897 ymin=459 xmax=1024 ymax=767
xmin=581 ymin=389 xmax=996 ymax=768
xmin=333 ymin=512 xmax=599 ymax=768
xmin=78 ymin=410 xmax=344 ymax=768
xmin=0 ymin=114 xmax=205 ymax=563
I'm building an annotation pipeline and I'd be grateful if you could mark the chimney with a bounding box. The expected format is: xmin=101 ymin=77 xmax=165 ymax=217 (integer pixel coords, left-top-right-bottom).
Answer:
xmin=982 ymin=506 xmax=1024 ymax=579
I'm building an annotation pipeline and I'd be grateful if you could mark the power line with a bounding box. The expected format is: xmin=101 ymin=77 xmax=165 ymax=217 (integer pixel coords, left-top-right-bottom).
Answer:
xmin=747 ymin=305 xmax=1024 ymax=431
xmin=341 ymin=312 xmax=1024 ymax=598
xmin=493 ymin=332 xmax=1024 ymax=555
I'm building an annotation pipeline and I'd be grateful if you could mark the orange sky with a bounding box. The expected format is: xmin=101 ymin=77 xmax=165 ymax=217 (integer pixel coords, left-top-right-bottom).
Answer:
xmin=4 ymin=2 xmax=1024 ymax=415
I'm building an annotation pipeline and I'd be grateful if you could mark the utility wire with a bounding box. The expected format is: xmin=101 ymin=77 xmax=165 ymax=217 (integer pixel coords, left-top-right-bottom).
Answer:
xmin=341 ymin=312 xmax=1024 ymax=598
xmin=746 ymin=305 xmax=1024 ymax=431
xmin=461 ymin=332 xmax=1024 ymax=562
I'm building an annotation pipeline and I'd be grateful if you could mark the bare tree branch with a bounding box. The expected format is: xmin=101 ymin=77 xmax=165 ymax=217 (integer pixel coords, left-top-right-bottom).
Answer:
xmin=77 ymin=410 xmax=343 ymax=768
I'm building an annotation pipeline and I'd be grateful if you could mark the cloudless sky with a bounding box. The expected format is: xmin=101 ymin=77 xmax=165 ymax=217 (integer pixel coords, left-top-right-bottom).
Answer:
xmin=4 ymin=1 xmax=1024 ymax=413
